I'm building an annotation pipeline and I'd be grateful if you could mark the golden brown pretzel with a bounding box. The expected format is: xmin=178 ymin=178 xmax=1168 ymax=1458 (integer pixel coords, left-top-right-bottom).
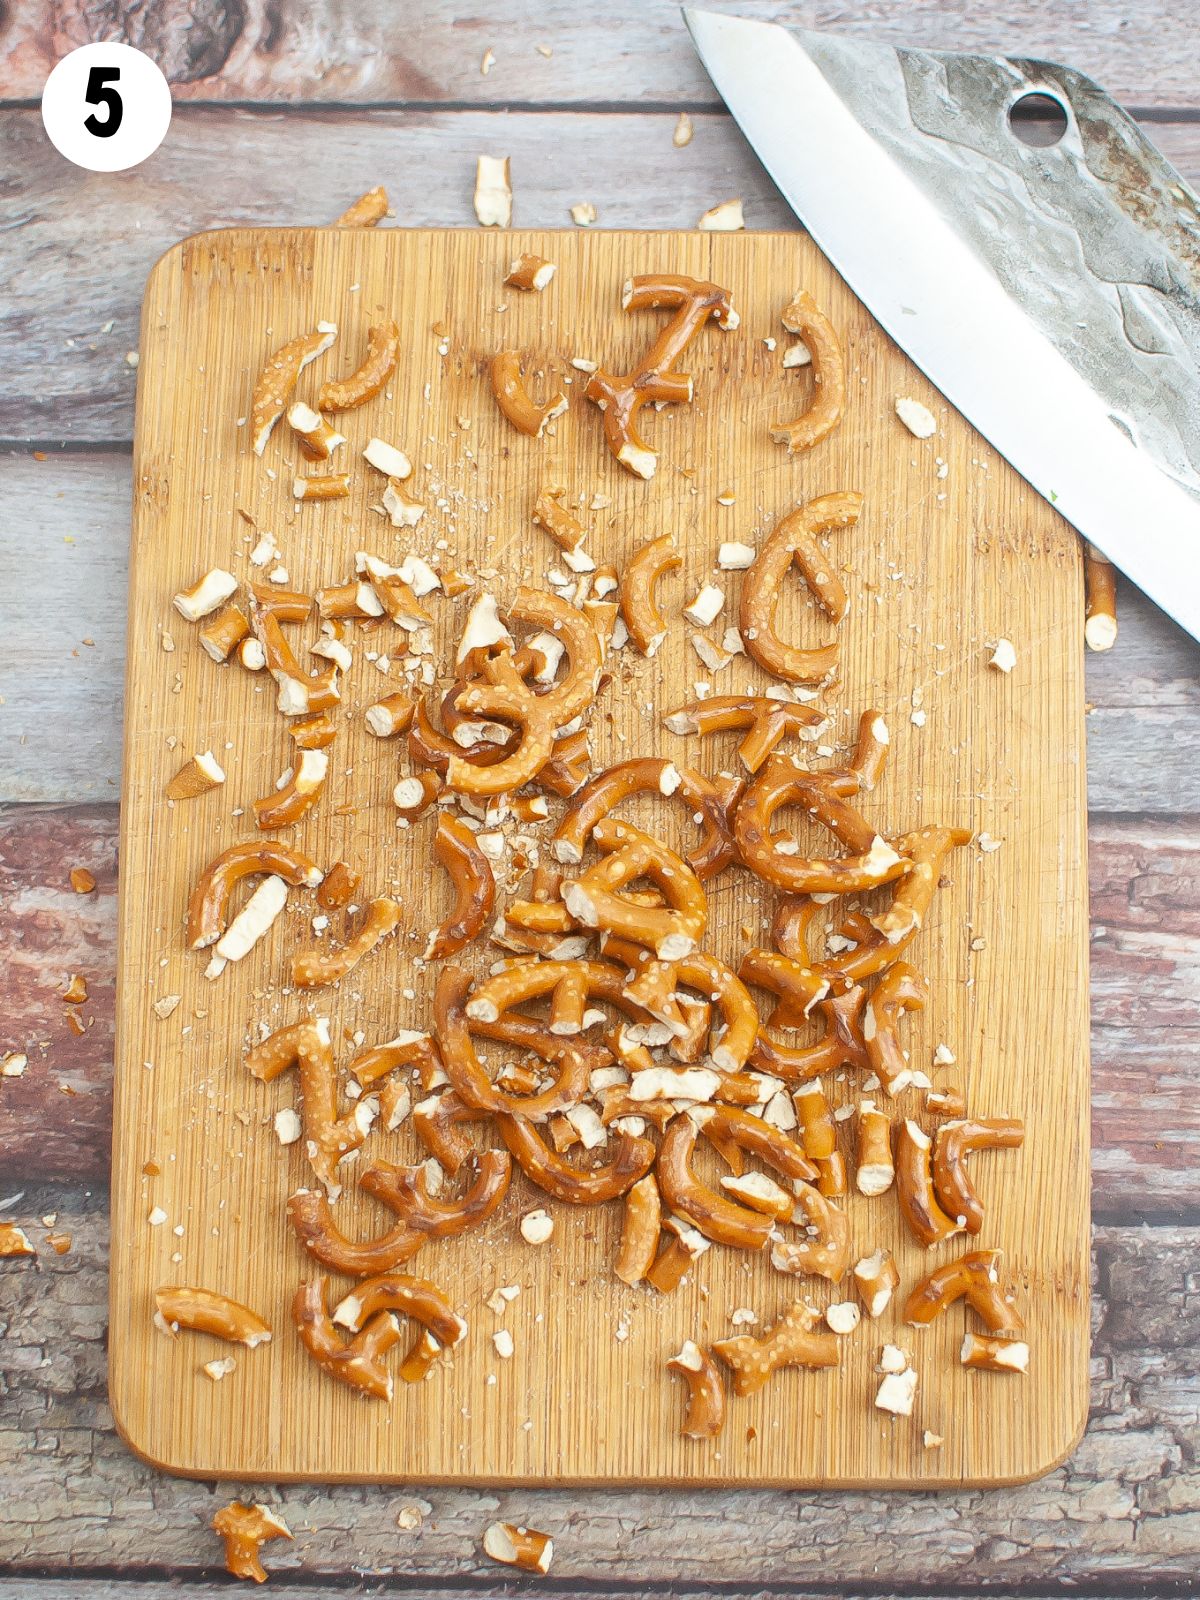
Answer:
xmin=739 ymin=946 xmax=828 ymax=1031
xmin=563 ymin=818 xmax=707 ymax=959
xmin=318 ymin=320 xmax=400 ymax=412
xmin=748 ymin=983 xmax=868 ymax=1084
xmin=287 ymin=1188 xmax=424 ymax=1277
xmin=585 ymin=273 xmax=737 ymax=479
xmin=664 ymin=694 xmax=826 ymax=776
xmin=250 ymin=322 xmax=336 ymax=455
xmin=497 ymin=1114 xmax=655 ymax=1203
xmin=350 ymin=1031 xmax=438 ymax=1090
xmin=769 ymin=1184 xmax=852 ymax=1281
xmin=293 ymin=710 xmax=340 ymax=751
xmin=657 ymin=1113 xmax=774 ymax=1250
xmin=248 ymin=584 xmax=340 ymax=716
xmin=619 ymin=534 xmax=681 ymax=655
xmin=862 ymin=961 xmax=929 ymax=1093
xmin=253 ymin=748 xmax=329 ymax=830
xmin=738 ymin=492 xmax=863 ymax=683
xmin=463 ymin=957 xmax=645 ymax=1028
xmin=198 ymin=601 xmax=250 ymax=663
xmin=360 ymin=1150 xmax=512 ymax=1240
xmin=712 ymin=1301 xmax=839 ymax=1395
xmin=855 ymin=1100 xmax=895 ymax=1196
xmin=335 ymin=1272 xmax=468 ymax=1351
xmin=334 ymin=185 xmax=389 ymax=227
xmin=212 ymin=1502 xmax=292 ymax=1584
xmin=769 ymin=289 xmax=846 ymax=453
xmin=1084 ymin=543 xmax=1118 ymax=652
xmin=903 ymin=1249 xmax=1025 ymax=1336
xmin=849 ymin=709 xmax=891 ymax=791
xmin=292 ymin=1276 xmax=406 ymax=1400
xmin=615 ymin=1173 xmax=662 ymax=1285
xmin=153 ymin=1286 xmax=272 ymax=1347
xmin=534 ymin=726 xmax=592 ymax=797
xmin=771 ymin=896 xmax=819 ymax=963
xmin=667 ymin=1341 xmax=727 ymax=1439
xmin=735 ymin=759 xmax=909 ymax=895
xmin=794 ymin=1080 xmax=846 ymax=1200
xmin=932 ymin=1118 xmax=1025 ymax=1234
xmin=895 ymin=1119 xmax=962 ymax=1247
xmin=425 ymin=814 xmax=495 ymax=961
xmin=532 ymin=485 xmax=587 ymax=553
xmin=246 ymin=1019 xmax=371 ymax=1197
xmin=490 ymin=350 xmax=568 ymax=436
xmin=546 ymin=757 xmax=736 ymax=880
xmin=434 ymin=966 xmax=591 ymax=1121
xmin=411 ymin=1087 xmax=484 ymax=1175
xmin=291 ymin=896 xmax=403 ymax=988
xmin=186 ymin=840 xmax=323 ymax=950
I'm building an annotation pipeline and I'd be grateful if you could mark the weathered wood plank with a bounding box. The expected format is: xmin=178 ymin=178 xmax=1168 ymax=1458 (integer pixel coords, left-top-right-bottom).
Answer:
xmin=4 ymin=0 xmax=1200 ymax=110
xmin=1 ymin=804 xmax=1196 ymax=1211
xmin=5 ymin=108 xmax=1200 ymax=444
xmin=0 ymin=1199 xmax=1195 ymax=1581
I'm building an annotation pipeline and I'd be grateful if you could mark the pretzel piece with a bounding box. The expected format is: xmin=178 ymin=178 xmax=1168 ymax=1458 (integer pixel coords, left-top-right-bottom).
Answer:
xmin=186 ymin=841 xmax=323 ymax=950
xmin=664 ymin=694 xmax=825 ymax=774
xmin=425 ymin=813 xmax=495 ymax=961
xmin=250 ymin=322 xmax=337 ymax=456
xmin=290 ymin=896 xmax=403 ymax=987
xmin=506 ymin=253 xmax=557 ymax=292
xmin=735 ymin=760 xmax=909 ymax=895
xmin=483 ymin=1524 xmax=555 ymax=1575
xmin=615 ymin=1173 xmax=661 ymax=1285
xmin=657 ymin=1113 xmax=773 ymax=1250
xmin=961 ymin=1332 xmax=1030 ymax=1372
xmin=532 ymin=486 xmax=586 ymax=555
xmin=862 ymin=962 xmax=928 ymax=1094
xmin=253 ymin=748 xmax=329 ymax=830
xmin=713 ymin=1302 xmax=839 ymax=1396
xmin=548 ymin=757 xmax=736 ymax=879
xmin=198 ymin=602 xmax=251 ymax=662
xmin=739 ymin=493 xmax=863 ymax=682
xmin=498 ymin=1114 xmax=654 ymax=1203
xmin=586 ymin=273 xmax=737 ymax=478
xmin=748 ymin=982 xmax=869 ymax=1085
xmin=668 ymin=1341 xmax=727 ymax=1439
xmin=212 ymin=1501 xmax=292 ymax=1584
xmin=154 ymin=1286 xmax=272 ymax=1347
xmin=246 ymin=1019 xmax=371 ymax=1196
xmin=318 ymin=320 xmax=400 ymax=413
xmin=856 ymin=1101 xmax=895 ymax=1195
xmin=853 ymin=1247 xmax=900 ymax=1318
xmin=334 ymin=186 xmax=388 ymax=227
xmin=770 ymin=290 xmax=846 ymax=453
xmin=619 ymin=534 xmax=682 ymax=655
xmin=287 ymin=1188 xmax=423 ymax=1278
xmin=360 ymin=1150 xmax=512 ymax=1241
xmin=932 ymin=1117 xmax=1025 ymax=1234
xmin=904 ymin=1248 xmax=1025 ymax=1336
xmin=895 ymin=1119 xmax=961 ymax=1247
xmin=394 ymin=770 xmax=443 ymax=821
xmin=287 ymin=400 xmax=346 ymax=462
xmin=491 ymin=351 xmax=568 ymax=437
xmin=1084 ymin=543 xmax=1118 ymax=652
xmin=292 ymin=1277 xmax=402 ymax=1401
xmin=769 ymin=1184 xmax=851 ymax=1282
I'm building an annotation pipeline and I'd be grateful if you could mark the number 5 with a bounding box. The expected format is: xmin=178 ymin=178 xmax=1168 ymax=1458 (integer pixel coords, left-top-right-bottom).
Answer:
xmin=84 ymin=66 xmax=123 ymax=138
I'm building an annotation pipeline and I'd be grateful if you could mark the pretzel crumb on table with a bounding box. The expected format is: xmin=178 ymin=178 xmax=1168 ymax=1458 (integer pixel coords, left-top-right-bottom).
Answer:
xmin=211 ymin=1501 xmax=293 ymax=1584
xmin=333 ymin=185 xmax=389 ymax=228
xmin=483 ymin=1521 xmax=554 ymax=1574
xmin=155 ymin=256 xmax=1032 ymax=1466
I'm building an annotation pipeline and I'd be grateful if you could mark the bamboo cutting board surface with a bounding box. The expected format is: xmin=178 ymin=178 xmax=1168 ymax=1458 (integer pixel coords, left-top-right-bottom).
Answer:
xmin=111 ymin=226 xmax=1090 ymax=1489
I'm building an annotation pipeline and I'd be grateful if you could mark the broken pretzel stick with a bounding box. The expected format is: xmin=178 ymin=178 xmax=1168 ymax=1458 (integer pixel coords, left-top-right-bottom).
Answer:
xmin=667 ymin=1340 xmax=727 ymax=1438
xmin=619 ymin=533 xmax=682 ymax=656
xmin=491 ymin=350 xmax=568 ymax=437
xmin=334 ymin=185 xmax=389 ymax=227
xmin=318 ymin=320 xmax=400 ymax=413
xmin=253 ymin=748 xmax=329 ymax=830
xmin=250 ymin=322 xmax=337 ymax=456
xmin=932 ymin=1117 xmax=1025 ymax=1234
xmin=1084 ymin=543 xmax=1118 ymax=652
xmin=154 ymin=1286 xmax=272 ymax=1347
xmin=290 ymin=896 xmax=403 ymax=987
xmin=425 ymin=813 xmax=495 ymax=961
xmin=212 ymin=1502 xmax=292 ymax=1584
xmin=904 ymin=1248 xmax=1025 ymax=1337
xmin=770 ymin=289 xmax=846 ymax=453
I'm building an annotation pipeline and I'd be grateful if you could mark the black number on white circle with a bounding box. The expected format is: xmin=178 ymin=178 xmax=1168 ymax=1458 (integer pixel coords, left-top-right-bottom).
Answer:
xmin=83 ymin=66 xmax=123 ymax=138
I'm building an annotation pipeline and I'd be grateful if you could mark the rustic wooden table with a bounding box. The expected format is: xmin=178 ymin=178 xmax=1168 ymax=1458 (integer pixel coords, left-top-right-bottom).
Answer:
xmin=1 ymin=3 xmax=1198 ymax=1595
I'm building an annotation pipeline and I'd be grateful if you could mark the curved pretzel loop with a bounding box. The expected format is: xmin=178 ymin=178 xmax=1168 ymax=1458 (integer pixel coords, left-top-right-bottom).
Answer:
xmin=497 ymin=1114 xmax=655 ymax=1203
xmin=769 ymin=289 xmax=846 ymax=454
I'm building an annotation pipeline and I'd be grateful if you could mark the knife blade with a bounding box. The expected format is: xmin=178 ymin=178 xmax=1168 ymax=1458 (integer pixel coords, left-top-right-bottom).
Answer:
xmin=684 ymin=7 xmax=1200 ymax=645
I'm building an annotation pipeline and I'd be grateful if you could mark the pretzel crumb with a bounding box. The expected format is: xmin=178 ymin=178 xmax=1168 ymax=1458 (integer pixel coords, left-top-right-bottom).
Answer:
xmin=474 ymin=156 xmax=512 ymax=227
xmin=505 ymin=254 xmax=556 ymax=292
xmin=492 ymin=1328 xmax=515 ymax=1359
xmin=989 ymin=638 xmax=1017 ymax=673
xmin=923 ymin=1429 xmax=944 ymax=1449
xmin=673 ymin=112 xmax=694 ymax=147
xmin=212 ymin=1502 xmax=292 ymax=1585
xmin=203 ymin=1356 xmax=237 ymax=1381
xmin=70 ymin=867 xmax=96 ymax=893
xmin=825 ymin=1301 xmax=861 ymax=1335
xmin=520 ymin=1208 xmax=554 ymax=1244
xmin=570 ymin=201 xmax=597 ymax=226
xmin=483 ymin=1521 xmax=554 ymax=1574
xmin=2 ymin=1052 xmax=28 ymax=1077
xmin=698 ymin=197 xmax=745 ymax=231
xmin=165 ymin=750 xmax=225 ymax=801
xmin=895 ymin=397 xmax=937 ymax=438
xmin=875 ymin=1366 xmax=918 ymax=1416
xmin=0 ymin=1224 xmax=34 ymax=1257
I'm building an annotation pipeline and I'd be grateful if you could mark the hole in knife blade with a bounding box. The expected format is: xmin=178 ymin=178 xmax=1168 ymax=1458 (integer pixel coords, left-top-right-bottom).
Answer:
xmin=1008 ymin=93 xmax=1069 ymax=147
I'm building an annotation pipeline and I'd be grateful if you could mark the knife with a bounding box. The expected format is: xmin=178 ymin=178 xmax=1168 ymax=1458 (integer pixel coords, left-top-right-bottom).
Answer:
xmin=683 ymin=8 xmax=1200 ymax=646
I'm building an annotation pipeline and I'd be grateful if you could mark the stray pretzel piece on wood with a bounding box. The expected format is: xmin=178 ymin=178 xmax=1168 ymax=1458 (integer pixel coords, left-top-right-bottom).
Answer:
xmin=291 ymin=1276 xmax=406 ymax=1401
xmin=483 ymin=1522 xmax=554 ymax=1575
xmin=713 ymin=1301 xmax=839 ymax=1395
xmin=904 ymin=1248 xmax=1025 ymax=1337
xmin=212 ymin=1501 xmax=292 ymax=1584
xmin=287 ymin=1188 xmax=423 ymax=1278
xmin=318 ymin=320 xmax=400 ymax=413
xmin=491 ymin=350 xmax=568 ymax=437
xmin=186 ymin=840 xmax=323 ymax=950
xmin=425 ymin=813 xmax=495 ymax=961
xmin=932 ymin=1117 xmax=1025 ymax=1234
xmin=290 ymin=896 xmax=403 ymax=988
xmin=246 ymin=1018 xmax=372 ymax=1197
xmin=250 ymin=322 xmax=337 ymax=456
xmin=1084 ymin=543 xmax=1118 ymax=652
xmin=154 ymin=1286 xmax=272 ymax=1347
xmin=667 ymin=1340 xmax=727 ymax=1438
xmin=770 ymin=289 xmax=846 ymax=453
xmin=619 ymin=534 xmax=682 ymax=656
xmin=334 ymin=186 xmax=389 ymax=227
xmin=585 ymin=273 xmax=738 ymax=479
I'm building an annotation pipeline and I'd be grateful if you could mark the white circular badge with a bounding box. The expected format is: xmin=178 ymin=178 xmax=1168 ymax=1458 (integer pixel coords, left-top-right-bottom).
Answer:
xmin=41 ymin=42 xmax=172 ymax=173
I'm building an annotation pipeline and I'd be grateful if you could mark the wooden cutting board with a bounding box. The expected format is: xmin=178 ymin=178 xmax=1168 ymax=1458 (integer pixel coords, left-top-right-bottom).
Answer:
xmin=110 ymin=226 xmax=1090 ymax=1489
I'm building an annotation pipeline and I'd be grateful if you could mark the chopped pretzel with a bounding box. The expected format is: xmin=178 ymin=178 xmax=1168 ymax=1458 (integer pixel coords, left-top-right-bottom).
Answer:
xmin=253 ymin=748 xmax=329 ymax=830
xmin=290 ymin=896 xmax=403 ymax=987
xmin=491 ymin=351 xmax=568 ymax=437
xmin=318 ymin=321 xmax=400 ymax=413
xmin=250 ymin=322 xmax=337 ymax=456
xmin=770 ymin=289 xmax=846 ymax=453
xmin=739 ymin=492 xmax=863 ymax=683
xmin=483 ymin=1523 xmax=554 ymax=1575
xmin=360 ymin=1150 xmax=512 ymax=1241
xmin=154 ymin=1286 xmax=272 ymax=1347
xmin=498 ymin=1114 xmax=655 ymax=1204
xmin=895 ymin=1119 xmax=961 ymax=1247
xmin=425 ymin=813 xmax=495 ymax=961
xmin=287 ymin=401 xmax=346 ymax=461
xmin=293 ymin=471 xmax=351 ymax=502
xmin=614 ymin=1173 xmax=661 ymax=1284
xmin=212 ymin=1501 xmax=292 ymax=1584
xmin=585 ymin=273 xmax=737 ymax=479
xmin=735 ymin=760 xmax=909 ymax=895
xmin=904 ymin=1248 xmax=1025 ymax=1336
xmin=186 ymin=841 xmax=322 ymax=950
xmin=334 ymin=186 xmax=389 ymax=227
xmin=506 ymin=254 xmax=557 ymax=292
xmin=1084 ymin=543 xmax=1118 ymax=652
xmin=287 ymin=1188 xmax=423 ymax=1277
xmin=663 ymin=693 xmax=824 ymax=773
xmin=246 ymin=1019 xmax=372 ymax=1197
xmin=667 ymin=1340 xmax=727 ymax=1438
xmin=932 ymin=1117 xmax=1025 ymax=1234
xmin=712 ymin=1301 xmax=839 ymax=1396
xmin=862 ymin=962 xmax=928 ymax=1093
xmin=619 ymin=534 xmax=681 ymax=655
xmin=961 ymin=1332 xmax=1030 ymax=1372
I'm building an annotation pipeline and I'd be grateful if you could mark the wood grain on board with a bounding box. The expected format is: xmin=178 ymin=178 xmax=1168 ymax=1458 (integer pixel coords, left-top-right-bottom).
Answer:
xmin=6 ymin=107 xmax=1200 ymax=444
xmin=106 ymin=225 xmax=1089 ymax=1488
xmin=3 ymin=0 xmax=1198 ymax=109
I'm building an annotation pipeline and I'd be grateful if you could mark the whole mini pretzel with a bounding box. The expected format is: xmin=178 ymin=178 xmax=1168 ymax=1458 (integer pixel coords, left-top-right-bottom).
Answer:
xmin=318 ymin=320 xmax=400 ymax=412
xmin=425 ymin=813 xmax=495 ymax=961
xmin=186 ymin=840 xmax=323 ymax=950
xmin=619 ymin=534 xmax=681 ymax=655
xmin=490 ymin=350 xmax=568 ymax=437
xmin=585 ymin=273 xmax=737 ymax=479
xmin=287 ymin=1188 xmax=424 ymax=1277
xmin=712 ymin=1301 xmax=839 ymax=1396
xmin=739 ymin=492 xmax=863 ymax=683
xmin=360 ymin=1150 xmax=512 ymax=1241
xmin=895 ymin=1118 xmax=962 ymax=1247
xmin=932 ymin=1117 xmax=1025 ymax=1234
xmin=250 ymin=322 xmax=337 ymax=455
xmin=212 ymin=1501 xmax=292 ymax=1584
xmin=291 ymin=896 xmax=403 ymax=987
xmin=154 ymin=1286 xmax=272 ymax=1347
xmin=769 ymin=289 xmax=846 ymax=454
xmin=862 ymin=961 xmax=929 ymax=1093
xmin=245 ymin=1019 xmax=370 ymax=1197
xmin=667 ymin=1341 xmax=727 ymax=1439
xmin=497 ymin=1114 xmax=655 ymax=1203
xmin=904 ymin=1248 xmax=1025 ymax=1336
xmin=735 ymin=759 xmax=909 ymax=895
xmin=664 ymin=693 xmax=825 ymax=774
